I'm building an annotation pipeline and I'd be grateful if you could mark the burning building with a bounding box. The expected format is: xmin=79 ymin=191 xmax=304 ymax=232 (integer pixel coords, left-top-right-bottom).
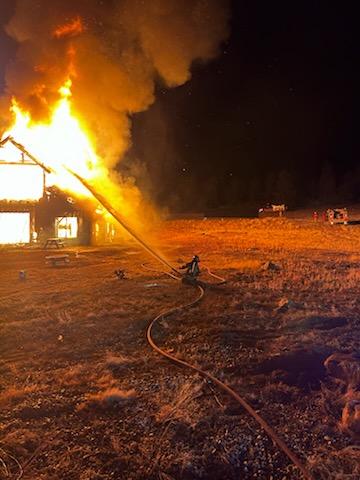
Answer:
xmin=0 ymin=0 xmax=229 ymax=248
xmin=0 ymin=135 xmax=45 ymax=244
xmin=0 ymin=136 xmax=118 ymax=246
xmin=0 ymin=135 xmax=89 ymax=245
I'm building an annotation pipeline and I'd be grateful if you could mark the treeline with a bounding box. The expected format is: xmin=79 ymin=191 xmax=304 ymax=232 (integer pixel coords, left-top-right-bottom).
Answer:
xmin=166 ymin=163 xmax=360 ymax=212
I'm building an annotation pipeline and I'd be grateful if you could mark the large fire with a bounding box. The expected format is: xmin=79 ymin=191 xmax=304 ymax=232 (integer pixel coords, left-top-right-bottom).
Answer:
xmin=0 ymin=80 xmax=175 ymax=269
xmin=0 ymin=79 xmax=104 ymax=200
xmin=0 ymin=0 xmax=229 ymax=259
xmin=0 ymin=76 xmax=167 ymax=265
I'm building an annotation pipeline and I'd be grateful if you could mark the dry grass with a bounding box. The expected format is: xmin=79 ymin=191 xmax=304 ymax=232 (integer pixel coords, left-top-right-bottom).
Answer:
xmin=0 ymin=446 xmax=23 ymax=480
xmin=340 ymin=390 xmax=360 ymax=436
xmin=325 ymin=353 xmax=360 ymax=389
xmin=95 ymin=372 xmax=117 ymax=389
xmin=0 ymin=385 xmax=37 ymax=407
xmin=79 ymin=469 xmax=108 ymax=480
xmin=78 ymin=387 xmax=137 ymax=411
xmin=260 ymin=381 xmax=298 ymax=404
xmin=156 ymin=380 xmax=204 ymax=427
xmin=308 ymin=446 xmax=360 ymax=479
xmin=104 ymin=352 xmax=136 ymax=371
xmin=58 ymin=364 xmax=92 ymax=387
xmin=54 ymin=309 xmax=73 ymax=325
xmin=320 ymin=383 xmax=345 ymax=424
xmin=322 ymin=353 xmax=360 ymax=436
xmin=1 ymin=216 xmax=360 ymax=479
xmin=1 ymin=429 xmax=40 ymax=457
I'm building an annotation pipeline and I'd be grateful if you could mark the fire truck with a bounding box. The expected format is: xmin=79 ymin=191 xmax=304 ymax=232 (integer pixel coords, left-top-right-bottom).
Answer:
xmin=326 ymin=208 xmax=349 ymax=225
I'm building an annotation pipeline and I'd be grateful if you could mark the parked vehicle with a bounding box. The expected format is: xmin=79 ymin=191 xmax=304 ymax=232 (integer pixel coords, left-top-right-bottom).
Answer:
xmin=258 ymin=203 xmax=287 ymax=218
xmin=326 ymin=208 xmax=349 ymax=225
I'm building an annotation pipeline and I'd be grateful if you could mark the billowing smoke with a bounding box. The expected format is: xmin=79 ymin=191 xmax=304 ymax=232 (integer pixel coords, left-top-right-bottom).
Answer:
xmin=2 ymin=0 xmax=229 ymax=168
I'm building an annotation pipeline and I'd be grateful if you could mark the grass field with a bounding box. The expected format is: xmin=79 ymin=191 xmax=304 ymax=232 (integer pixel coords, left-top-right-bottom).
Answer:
xmin=1 ymin=216 xmax=360 ymax=479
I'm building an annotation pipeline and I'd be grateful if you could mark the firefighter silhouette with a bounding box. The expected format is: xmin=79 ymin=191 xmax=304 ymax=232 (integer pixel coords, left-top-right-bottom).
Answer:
xmin=180 ymin=255 xmax=200 ymax=278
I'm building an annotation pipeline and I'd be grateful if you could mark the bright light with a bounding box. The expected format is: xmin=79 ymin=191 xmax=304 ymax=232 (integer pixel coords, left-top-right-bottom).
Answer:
xmin=1 ymin=79 xmax=139 ymax=229
xmin=0 ymin=164 xmax=44 ymax=201
xmin=0 ymin=212 xmax=30 ymax=244
xmin=56 ymin=216 xmax=78 ymax=238
xmin=2 ymin=80 xmax=104 ymax=198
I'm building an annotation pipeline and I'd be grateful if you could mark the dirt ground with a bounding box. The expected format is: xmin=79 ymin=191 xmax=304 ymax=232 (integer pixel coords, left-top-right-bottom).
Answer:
xmin=1 ymin=215 xmax=360 ymax=479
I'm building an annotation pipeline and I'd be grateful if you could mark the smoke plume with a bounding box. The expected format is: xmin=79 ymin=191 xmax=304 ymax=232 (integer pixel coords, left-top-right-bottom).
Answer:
xmin=2 ymin=0 xmax=229 ymax=168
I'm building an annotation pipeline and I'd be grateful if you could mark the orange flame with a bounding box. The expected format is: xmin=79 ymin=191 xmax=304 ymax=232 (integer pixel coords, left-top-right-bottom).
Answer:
xmin=0 ymin=74 xmax=142 ymax=232
xmin=53 ymin=17 xmax=85 ymax=39
xmin=1 ymin=75 xmax=145 ymax=239
xmin=1 ymin=79 xmax=103 ymax=199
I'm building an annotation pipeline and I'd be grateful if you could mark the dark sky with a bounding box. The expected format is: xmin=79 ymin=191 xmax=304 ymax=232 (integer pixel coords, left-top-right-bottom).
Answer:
xmin=1 ymin=1 xmax=359 ymax=209
xmin=0 ymin=2 xmax=15 ymax=92
xmin=128 ymin=0 xmax=359 ymax=209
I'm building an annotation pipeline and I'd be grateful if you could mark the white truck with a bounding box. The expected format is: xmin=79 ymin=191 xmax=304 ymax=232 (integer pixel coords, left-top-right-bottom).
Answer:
xmin=326 ymin=208 xmax=349 ymax=225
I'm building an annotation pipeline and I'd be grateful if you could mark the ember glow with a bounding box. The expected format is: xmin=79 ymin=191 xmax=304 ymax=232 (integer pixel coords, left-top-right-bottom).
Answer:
xmin=53 ymin=17 xmax=85 ymax=39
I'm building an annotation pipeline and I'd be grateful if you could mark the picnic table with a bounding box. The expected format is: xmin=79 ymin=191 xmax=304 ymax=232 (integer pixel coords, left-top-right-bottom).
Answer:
xmin=43 ymin=238 xmax=65 ymax=249
xmin=45 ymin=254 xmax=70 ymax=267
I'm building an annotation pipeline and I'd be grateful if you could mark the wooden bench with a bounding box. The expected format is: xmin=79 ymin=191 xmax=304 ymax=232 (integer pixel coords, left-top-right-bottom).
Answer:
xmin=43 ymin=238 xmax=65 ymax=249
xmin=45 ymin=255 xmax=70 ymax=267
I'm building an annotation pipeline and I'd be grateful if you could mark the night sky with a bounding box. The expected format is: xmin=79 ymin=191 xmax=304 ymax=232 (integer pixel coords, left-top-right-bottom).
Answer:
xmin=0 ymin=2 xmax=14 ymax=92
xmin=128 ymin=0 xmax=359 ymax=210
xmin=1 ymin=1 xmax=359 ymax=211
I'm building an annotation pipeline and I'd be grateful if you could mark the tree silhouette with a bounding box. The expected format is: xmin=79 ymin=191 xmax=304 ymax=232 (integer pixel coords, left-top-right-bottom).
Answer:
xmin=275 ymin=170 xmax=296 ymax=206
xmin=318 ymin=163 xmax=336 ymax=203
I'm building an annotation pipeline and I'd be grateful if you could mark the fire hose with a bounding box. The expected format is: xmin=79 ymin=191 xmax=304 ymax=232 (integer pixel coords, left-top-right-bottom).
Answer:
xmin=3 ymin=136 xmax=314 ymax=478
xmin=144 ymin=264 xmax=314 ymax=480
xmin=1 ymin=136 xmax=177 ymax=275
